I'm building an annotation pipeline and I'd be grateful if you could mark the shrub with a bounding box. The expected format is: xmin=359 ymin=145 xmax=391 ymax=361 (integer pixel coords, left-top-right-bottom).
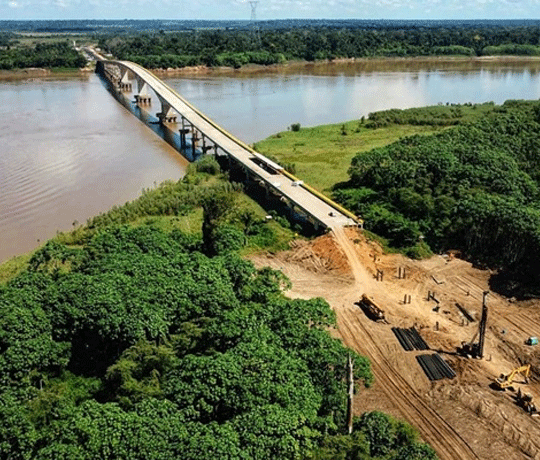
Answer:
xmin=195 ymin=156 xmax=221 ymax=175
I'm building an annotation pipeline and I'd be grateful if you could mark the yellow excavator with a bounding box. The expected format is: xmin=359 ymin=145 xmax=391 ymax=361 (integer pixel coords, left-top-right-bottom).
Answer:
xmin=494 ymin=364 xmax=531 ymax=391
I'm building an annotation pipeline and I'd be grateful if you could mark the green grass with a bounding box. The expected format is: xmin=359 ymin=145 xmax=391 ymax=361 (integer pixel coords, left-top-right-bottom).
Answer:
xmin=0 ymin=252 xmax=33 ymax=285
xmin=254 ymin=123 xmax=443 ymax=192
xmin=254 ymin=103 xmax=498 ymax=193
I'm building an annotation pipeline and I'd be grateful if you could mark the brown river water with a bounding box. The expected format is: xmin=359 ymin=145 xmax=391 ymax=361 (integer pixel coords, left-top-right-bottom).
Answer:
xmin=2 ymin=59 xmax=540 ymax=262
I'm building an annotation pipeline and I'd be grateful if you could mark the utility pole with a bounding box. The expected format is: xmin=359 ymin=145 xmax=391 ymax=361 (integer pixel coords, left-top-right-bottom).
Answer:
xmin=347 ymin=354 xmax=354 ymax=434
xmin=478 ymin=291 xmax=489 ymax=359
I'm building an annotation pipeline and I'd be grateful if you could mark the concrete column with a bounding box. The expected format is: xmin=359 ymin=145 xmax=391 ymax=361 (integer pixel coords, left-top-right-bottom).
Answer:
xmin=156 ymin=97 xmax=178 ymax=124
xmin=135 ymin=78 xmax=151 ymax=104
xmin=192 ymin=129 xmax=199 ymax=156
xmin=119 ymin=69 xmax=132 ymax=91
xmin=179 ymin=118 xmax=188 ymax=150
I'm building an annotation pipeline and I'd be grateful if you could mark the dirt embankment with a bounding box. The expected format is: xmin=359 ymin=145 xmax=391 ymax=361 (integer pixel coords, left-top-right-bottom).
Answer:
xmin=144 ymin=55 xmax=540 ymax=77
xmin=0 ymin=67 xmax=93 ymax=81
xmin=250 ymin=228 xmax=540 ymax=460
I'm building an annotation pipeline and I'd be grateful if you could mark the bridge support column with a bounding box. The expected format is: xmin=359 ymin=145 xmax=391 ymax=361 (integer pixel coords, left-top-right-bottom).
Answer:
xmin=134 ymin=94 xmax=151 ymax=104
xmin=179 ymin=118 xmax=189 ymax=150
xmin=135 ymin=78 xmax=151 ymax=104
xmin=200 ymin=135 xmax=214 ymax=154
xmin=119 ymin=69 xmax=133 ymax=92
xmin=156 ymin=106 xmax=178 ymax=124
xmin=156 ymin=97 xmax=178 ymax=124
xmin=179 ymin=129 xmax=189 ymax=150
xmin=192 ymin=129 xmax=199 ymax=156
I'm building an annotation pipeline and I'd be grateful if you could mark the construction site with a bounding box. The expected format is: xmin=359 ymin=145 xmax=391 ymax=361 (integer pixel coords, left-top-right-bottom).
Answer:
xmin=250 ymin=227 xmax=540 ymax=460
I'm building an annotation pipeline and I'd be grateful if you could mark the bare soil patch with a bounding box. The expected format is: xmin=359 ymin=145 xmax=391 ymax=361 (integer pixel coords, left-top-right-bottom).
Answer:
xmin=249 ymin=228 xmax=540 ymax=460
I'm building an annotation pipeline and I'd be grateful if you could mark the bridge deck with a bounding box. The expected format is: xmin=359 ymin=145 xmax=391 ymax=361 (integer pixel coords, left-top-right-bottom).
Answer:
xmin=115 ymin=60 xmax=358 ymax=229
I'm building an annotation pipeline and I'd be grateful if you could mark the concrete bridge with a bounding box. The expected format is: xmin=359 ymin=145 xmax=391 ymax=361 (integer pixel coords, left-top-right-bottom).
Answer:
xmin=96 ymin=57 xmax=360 ymax=230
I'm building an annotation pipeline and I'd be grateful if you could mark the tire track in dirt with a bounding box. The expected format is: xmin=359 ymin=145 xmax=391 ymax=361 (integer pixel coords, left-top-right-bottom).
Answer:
xmin=332 ymin=228 xmax=480 ymax=460
xmin=337 ymin=310 xmax=479 ymax=460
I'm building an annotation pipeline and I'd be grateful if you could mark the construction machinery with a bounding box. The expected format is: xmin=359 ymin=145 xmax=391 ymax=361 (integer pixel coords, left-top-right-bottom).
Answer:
xmin=357 ymin=294 xmax=386 ymax=322
xmin=516 ymin=388 xmax=538 ymax=416
xmin=457 ymin=291 xmax=489 ymax=359
xmin=494 ymin=364 xmax=531 ymax=391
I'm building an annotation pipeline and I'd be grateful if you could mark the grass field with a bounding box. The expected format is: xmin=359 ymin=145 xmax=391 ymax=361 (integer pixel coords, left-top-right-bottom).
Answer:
xmin=254 ymin=103 xmax=498 ymax=193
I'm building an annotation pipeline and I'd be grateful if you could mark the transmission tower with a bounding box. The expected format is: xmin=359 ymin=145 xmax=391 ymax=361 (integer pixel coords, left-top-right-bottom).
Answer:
xmin=249 ymin=0 xmax=259 ymax=21
xmin=249 ymin=0 xmax=260 ymax=45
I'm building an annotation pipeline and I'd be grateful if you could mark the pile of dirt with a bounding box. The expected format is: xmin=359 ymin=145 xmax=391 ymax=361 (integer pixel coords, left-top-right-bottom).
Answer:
xmin=252 ymin=228 xmax=540 ymax=460
xmin=285 ymin=235 xmax=352 ymax=275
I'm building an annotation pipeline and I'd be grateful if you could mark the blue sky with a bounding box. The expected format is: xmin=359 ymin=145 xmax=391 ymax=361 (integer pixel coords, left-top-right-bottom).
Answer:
xmin=1 ymin=0 xmax=539 ymax=20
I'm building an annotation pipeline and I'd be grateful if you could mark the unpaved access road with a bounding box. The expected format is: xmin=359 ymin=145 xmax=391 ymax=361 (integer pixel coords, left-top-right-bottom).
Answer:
xmin=332 ymin=227 xmax=479 ymax=460
xmin=250 ymin=228 xmax=540 ymax=460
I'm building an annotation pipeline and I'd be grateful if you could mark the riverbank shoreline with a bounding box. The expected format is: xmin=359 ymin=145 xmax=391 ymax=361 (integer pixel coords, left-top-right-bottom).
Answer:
xmin=151 ymin=55 xmax=540 ymax=76
xmin=0 ymin=67 xmax=93 ymax=81
xmin=3 ymin=55 xmax=540 ymax=81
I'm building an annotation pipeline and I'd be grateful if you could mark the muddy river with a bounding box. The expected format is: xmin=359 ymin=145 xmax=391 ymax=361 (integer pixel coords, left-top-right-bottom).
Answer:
xmin=2 ymin=58 xmax=540 ymax=262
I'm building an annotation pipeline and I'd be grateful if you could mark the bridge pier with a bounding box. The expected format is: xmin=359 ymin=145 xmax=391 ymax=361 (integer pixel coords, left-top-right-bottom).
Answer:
xmin=156 ymin=98 xmax=179 ymax=124
xmin=191 ymin=129 xmax=200 ymax=156
xmin=134 ymin=94 xmax=151 ymax=104
xmin=135 ymin=78 xmax=151 ymax=105
xmin=179 ymin=128 xmax=189 ymax=150
xmin=157 ymin=112 xmax=178 ymax=124
xmin=119 ymin=69 xmax=133 ymax=92
xmin=201 ymin=135 xmax=215 ymax=154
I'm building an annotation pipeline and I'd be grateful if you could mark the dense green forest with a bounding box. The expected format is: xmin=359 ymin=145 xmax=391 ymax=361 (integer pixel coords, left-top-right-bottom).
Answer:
xmin=0 ymin=33 xmax=12 ymax=48
xmin=0 ymin=41 xmax=86 ymax=70
xmin=0 ymin=163 xmax=437 ymax=459
xmin=334 ymin=100 xmax=540 ymax=297
xmin=98 ymin=25 xmax=540 ymax=69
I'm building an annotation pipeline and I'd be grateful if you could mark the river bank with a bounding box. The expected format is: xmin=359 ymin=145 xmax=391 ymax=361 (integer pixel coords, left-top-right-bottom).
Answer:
xmin=3 ymin=54 xmax=540 ymax=81
xmin=0 ymin=66 xmax=93 ymax=81
xmin=151 ymin=55 xmax=540 ymax=77
xmin=254 ymin=102 xmax=499 ymax=192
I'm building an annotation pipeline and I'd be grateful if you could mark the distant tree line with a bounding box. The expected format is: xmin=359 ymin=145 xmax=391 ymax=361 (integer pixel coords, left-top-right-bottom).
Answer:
xmin=0 ymin=41 xmax=86 ymax=70
xmin=98 ymin=25 xmax=540 ymax=69
xmin=335 ymin=100 xmax=540 ymax=297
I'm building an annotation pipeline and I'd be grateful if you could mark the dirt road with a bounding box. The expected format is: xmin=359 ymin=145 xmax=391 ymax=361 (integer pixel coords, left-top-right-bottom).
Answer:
xmin=250 ymin=228 xmax=540 ymax=460
xmin=332 ymin=228 xmax=480 ymax=460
